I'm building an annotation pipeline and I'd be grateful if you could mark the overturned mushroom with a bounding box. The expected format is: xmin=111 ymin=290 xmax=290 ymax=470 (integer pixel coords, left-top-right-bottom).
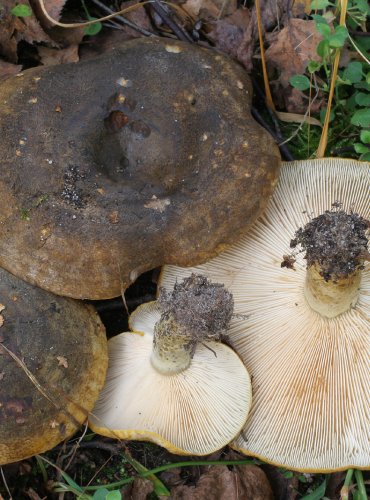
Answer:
xmin=160 ymin=158 xmax=370 ymax=472
xmin=0 ymin=37 xmax=280 ymax=300
xmin=0 ymin=267 xmax=107 ymax=465
xmin=89 ymin=274 xmax=252 ymax=455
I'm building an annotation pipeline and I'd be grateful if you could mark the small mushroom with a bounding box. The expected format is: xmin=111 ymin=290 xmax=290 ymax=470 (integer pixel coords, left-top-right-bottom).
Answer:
xmin=0 ymin=267 xmax=107 ymax=465
xmin=0 ymin=37 xmax=280 ymax=299
xmin=159 ymin=158 xmax=370 ymax=471
xmin=89 ymin=274 xmax=252 ymax=455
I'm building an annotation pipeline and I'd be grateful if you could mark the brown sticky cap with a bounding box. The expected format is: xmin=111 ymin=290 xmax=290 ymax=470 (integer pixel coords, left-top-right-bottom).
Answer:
xmin=0 ymin=37 xmax=280 ymax=299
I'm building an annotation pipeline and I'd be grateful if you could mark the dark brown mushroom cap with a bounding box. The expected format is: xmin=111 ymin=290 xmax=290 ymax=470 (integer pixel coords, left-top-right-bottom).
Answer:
xmin=0 ymin=267 xmax=107 ymax=465
xmin=0 ymin=37 xmax=280 ymax=299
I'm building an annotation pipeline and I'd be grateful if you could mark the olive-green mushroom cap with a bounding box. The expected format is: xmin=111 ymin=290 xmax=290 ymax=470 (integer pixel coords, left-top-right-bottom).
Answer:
xmin=0 ymin=37 xmax=280 ymax=299
xmin=0 ymin=268 xmax=107 ymax=465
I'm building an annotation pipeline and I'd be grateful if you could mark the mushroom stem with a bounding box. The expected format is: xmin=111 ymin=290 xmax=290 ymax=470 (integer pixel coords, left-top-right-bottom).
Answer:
xmin=304 ymin=263 xmax=362 ymax=318
xmin=291 ymin=208 xmax=369 ymax=319
xmin=151 ymin=313 xmax=195 ymax=374
xmin=151 ymin=273 xmax=234 ymax=374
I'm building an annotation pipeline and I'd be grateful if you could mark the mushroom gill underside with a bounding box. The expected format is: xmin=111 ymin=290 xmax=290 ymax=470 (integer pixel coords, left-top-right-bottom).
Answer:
xmin=160 ymin=158 xmax=370 ymax=472
xmin=89 ymin=302 xmax=252 ymax=455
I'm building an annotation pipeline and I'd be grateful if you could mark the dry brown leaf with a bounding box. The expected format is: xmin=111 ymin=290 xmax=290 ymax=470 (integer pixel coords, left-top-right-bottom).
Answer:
xmin=292 ymin=0 xmax=312 ymax=17
xmin=275 ymin=111 xmax=322 ymax=126
xmin=208 ymin=8 xmax=251 ymax=59
xmin=182 ymin=0 xmax=237 ymax=19
xmin=0 ymin=1 xmax=24 ymax=62
xmin=121 ymin=477 xmax=154 ymax=499
xmin=0 ymin=0 xmax=55 ymax=60
xmin=121 ymin=0 xmax=154 ymax=34
xmin=264 ymin=18 xmax=323 ymax=112
xmin=266 ymin=19 xmax=322 ymax=87
xmin=0 ymin=59 xmax=22 ymax=81
xmin=170 ymin=464 xmax=273 ymax=499
xmin=16 ymin=0 xmax=55 ymax=45
xmin=37 ymin=44 xmax=79 ymax=66
xmin=25 ymin=488 xmax=43 ymax=500
xmin=236 ymin=0 xmax=287 ymax=70
xmin=30 ymin=0 xmax=68 ymax=29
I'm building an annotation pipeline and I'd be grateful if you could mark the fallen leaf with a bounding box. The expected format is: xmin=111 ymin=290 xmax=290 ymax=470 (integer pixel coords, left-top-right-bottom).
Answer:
xmin=236 ymin=0 xmax=287 ymax=70
xmin=0 ymin=316 xmax=4 ymax=328
xmin=25 ymin=487 xmax=43 ymax=500
xmin=30 ymin=0 xmax=68 ymax=29
xmin=264 ymin=19 xmax=324 ymax=112
xmin=275 ymin=111 xmax=322 ymax=126
xmin=266 ymin=19 xmax=323 ymax=87
xmin=291 ymin=0 xmax=312 ymax=17
xmin=208 ymin=8 xmax=251 ymax=59
xmin=0 ymin=59 xmax=22 ymax=81
xmin=170 ymin=464 xmax=273 ymax=499
xmin=182 ymin=0 xmax=237 ymax=20
xmin=121 ymin=477 xmax=154 ymax=500
xmin=56 ymin=355 xmax=68 ymax=368
xmin=37 ymin=44 xmax=79 ymax=66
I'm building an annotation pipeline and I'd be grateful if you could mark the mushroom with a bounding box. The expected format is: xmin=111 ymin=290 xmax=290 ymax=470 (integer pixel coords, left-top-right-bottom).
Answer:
xmin=0 ymin=267 xmax=107 ymax=465
xmin=89 ymin=274 xmax=252 ymax=455
xmin=0 ymin=37 xmax=280 ymax=300
xmin=159 ymin=158 xmax=370 ymax=472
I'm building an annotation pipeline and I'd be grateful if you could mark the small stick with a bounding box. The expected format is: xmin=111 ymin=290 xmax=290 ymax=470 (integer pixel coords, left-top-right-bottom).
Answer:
xmin=151 ymin=0 xmax=193 ymax=42
xmin=251 ymin=107 xmax=295 ymax=161
xmin=91 ymin=0 xmax=154 ymax=37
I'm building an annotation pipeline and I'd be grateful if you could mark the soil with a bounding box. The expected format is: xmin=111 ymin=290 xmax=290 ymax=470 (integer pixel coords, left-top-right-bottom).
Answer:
xmin=290 ymin=207 xmax=369 ymax=281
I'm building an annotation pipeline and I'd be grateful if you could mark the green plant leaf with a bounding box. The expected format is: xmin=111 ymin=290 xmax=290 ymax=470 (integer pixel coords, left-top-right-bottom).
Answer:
xmin=343 ymin=62 xmax=363 ymax=83
xmin=11 ymin=4 xmax=32 ymax=16
xmin=327 ymin=26 xmax=348 ymax=47
xmin=307 ymin=60 xmax=321 ymax=73
xmin=320 ymin=107 xmax=335 ymax=124
xmin=354 ymin=143 xmax=370 ymax=154
xmin=84 ymin=20 xmax=102 ymax=36
xmin=311 ymin=14 xmax=328 ymax=24
xmin=310 ymin=0 xmax=332 ymax=8
xmin=360 ymin=129 xmax=370 ymax=143
xmin=355 ymin=92 xmax=370 ymax=106
xmin=301 ymin=478 xmax=327 ymax=500
xmin=106 ymin=492 xmax=122 ymax=500
xmin=93 ymin=489 xmax=110 ymax=500
xmin=289 ymin=75 xmax=311 ymax=91
xmin=351 ymin=108 xmax=370 ymax=127
xmin=315 ymin=22 xmax=331 ymax=37
xmin=60 ymin=470 xmax=84 ymax=492
xmin=360 ymin=152 xmax=370 ymax=161
xmin=317 ymin=39 xmax=330 ymax=58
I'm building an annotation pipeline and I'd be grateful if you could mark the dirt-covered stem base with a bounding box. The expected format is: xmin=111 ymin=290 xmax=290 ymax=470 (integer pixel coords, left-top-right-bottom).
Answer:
xmin=304 ymin=263 xmax=361 ymax=318
xmin=151 ymin=313 xmax=196 ymax=374
xmin=291 ymin=208 xmax=369 ymax=318
xmin=152 ymin=274 xmax=234 ymax=374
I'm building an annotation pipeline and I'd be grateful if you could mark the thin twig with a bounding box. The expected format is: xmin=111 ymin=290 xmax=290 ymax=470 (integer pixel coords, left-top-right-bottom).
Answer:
xmin=91 ymin=0 xmax=154 ymax=37
xmin=0 ymin=468 xmax=12 ymax=499
xmin=151 ymin=0 xmax=193 ymax=42
xmin=251 ymin=107 xmax=295 ymax=160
